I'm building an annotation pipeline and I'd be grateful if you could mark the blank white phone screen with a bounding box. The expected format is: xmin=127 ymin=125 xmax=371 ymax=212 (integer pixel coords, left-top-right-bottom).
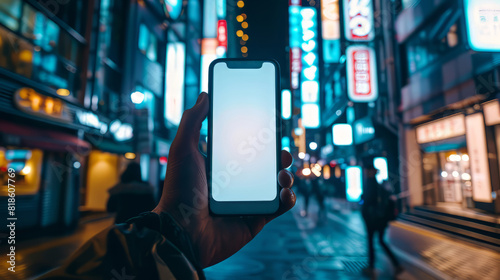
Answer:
xmin=212 ymin=62 xmax=277 ymax=202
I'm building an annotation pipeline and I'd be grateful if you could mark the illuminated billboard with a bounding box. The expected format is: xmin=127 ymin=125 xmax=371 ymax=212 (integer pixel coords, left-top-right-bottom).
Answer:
xmin=343 ymin=0 xmax=375 ymax=41
xmin=464 ymin=0 xmax=500 ymax=52
xmin=165 ymin=43 xmax=186 ymax=126
xmin=346 ymin=45 xmax=378 ymax=102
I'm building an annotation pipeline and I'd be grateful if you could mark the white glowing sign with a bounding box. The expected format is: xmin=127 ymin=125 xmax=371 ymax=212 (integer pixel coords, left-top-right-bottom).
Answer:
xmin=374 ymin=157 xmax=388 ymax=184
xmin=346 ymin=45 xmax=378 ymax=102
xmin=332 ymin=124 xmax=353 ymax=146
xmin=282 ymin=89 xmax=292 ymax=120
xmin=165 ymin=43 xmax=185 ymax=126
xmin=346 ymin=166 xmax=363 ymax=202
xmin=343 ymin=0 xmax=375 ymax=41
xmin=465 ymin=113 xmax=493 ymax=203
xmin=301 ymin=104 xmax=320 ymax=129
xmin=301 ymin=81 xmax=319 ymax=103
xmin=464 ymin=0 xmax=500 ymax=52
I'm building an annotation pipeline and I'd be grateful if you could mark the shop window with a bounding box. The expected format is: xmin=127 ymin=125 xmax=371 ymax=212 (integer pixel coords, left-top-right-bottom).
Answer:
xmin=0 ymin=0 xmax=21 ymax=31
xmin=138 ymin=24 xmax=158 ymax=62
xmin=0 ymin=27 xmax=34 ymax=77
xmin=0 ymin=2 xmax=84 ymax=98
xmin=0 ymin=148 xmax=43 ymax=196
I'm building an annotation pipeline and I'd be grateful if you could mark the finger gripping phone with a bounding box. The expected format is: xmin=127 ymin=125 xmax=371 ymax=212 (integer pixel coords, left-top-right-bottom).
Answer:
xmin=208 ymin=59 xmax=281 ymax=215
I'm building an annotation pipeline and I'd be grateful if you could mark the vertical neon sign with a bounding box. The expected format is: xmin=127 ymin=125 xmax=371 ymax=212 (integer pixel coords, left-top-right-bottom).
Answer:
xmin=300 ymin=8 xmax=320 ymax=129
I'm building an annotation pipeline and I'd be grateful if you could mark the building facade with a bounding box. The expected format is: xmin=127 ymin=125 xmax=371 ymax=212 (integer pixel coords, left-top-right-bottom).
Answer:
xmin=0 ymin=0 xmax=205 ymax=232
xmin=395 ymin=0 xmax=500 ymax=215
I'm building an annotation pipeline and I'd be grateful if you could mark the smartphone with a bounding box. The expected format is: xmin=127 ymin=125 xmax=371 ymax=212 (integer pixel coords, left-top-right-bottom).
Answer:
xmin=208 ymin=59 xmax=281 ymax=215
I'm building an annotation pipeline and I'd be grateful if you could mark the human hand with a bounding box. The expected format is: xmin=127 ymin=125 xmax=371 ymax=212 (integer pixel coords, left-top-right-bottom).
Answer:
xmin=152 ymin=92 xmax=295 ymax=268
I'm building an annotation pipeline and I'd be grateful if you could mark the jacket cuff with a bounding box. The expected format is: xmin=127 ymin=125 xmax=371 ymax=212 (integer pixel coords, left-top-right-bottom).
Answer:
xmin=126 ymin=212 xmax=202 ymax=272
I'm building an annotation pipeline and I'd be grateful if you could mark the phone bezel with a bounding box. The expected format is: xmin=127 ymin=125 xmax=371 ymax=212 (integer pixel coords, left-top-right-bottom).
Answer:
xmin=207 ymin=58 xmax=282 ymax=216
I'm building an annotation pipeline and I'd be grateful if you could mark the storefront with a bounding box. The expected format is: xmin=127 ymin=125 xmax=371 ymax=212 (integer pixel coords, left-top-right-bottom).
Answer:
xmin=413 ymin=103 xmax=500 ymax=214
xmin=0 ymin=117 xmax=91 ymax=231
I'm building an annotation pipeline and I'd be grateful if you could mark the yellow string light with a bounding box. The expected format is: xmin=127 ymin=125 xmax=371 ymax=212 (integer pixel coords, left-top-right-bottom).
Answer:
xmin=242 ymin=22 xmax=248 ymax=29
xmin=236 ymin=30 xmax=243 ymax=37
xmin=237 ymin=1 xmax=244 ymax=8
xmin=236 ymin=15 xmax=243 ymax=22
xmin=242 ymin=34 xmax=249 ymax=41
xmin=241 ymin=46 xmax=248 ymax=53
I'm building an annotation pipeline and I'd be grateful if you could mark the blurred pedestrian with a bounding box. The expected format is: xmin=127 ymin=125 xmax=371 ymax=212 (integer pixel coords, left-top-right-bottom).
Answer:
xmin=107 ymin=162 xmax=156 ymax=223
xmin=361 ymin=160 xmax=402 ymax=276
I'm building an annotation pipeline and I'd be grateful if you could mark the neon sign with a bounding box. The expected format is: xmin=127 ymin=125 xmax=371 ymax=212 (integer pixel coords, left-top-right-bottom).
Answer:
xmin=343 ymin=0 xmax=375 ymax=41
xmin=346 ymin=45 xmax=378 ymax=102
xmin=464 ymin=0 xmax=500 ymax=52
xmin=300 ymin=7 xmax=320 ymax=128
xmin=217 ymin=20 xmax=227 ymax=48
xmin=14 ymin=88 xmax=71 ymax=122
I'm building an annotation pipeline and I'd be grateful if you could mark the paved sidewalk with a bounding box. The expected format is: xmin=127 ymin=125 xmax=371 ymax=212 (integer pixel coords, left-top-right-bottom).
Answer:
xmin=205 ymin=197 xmax=434 ymax=280
xmin=324 ymin=198 xmax=500 ymax=280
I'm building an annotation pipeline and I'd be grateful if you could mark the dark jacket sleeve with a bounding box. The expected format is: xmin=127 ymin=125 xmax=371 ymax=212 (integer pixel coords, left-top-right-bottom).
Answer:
xmin=38 ymin=213 xmax=205 ymax=280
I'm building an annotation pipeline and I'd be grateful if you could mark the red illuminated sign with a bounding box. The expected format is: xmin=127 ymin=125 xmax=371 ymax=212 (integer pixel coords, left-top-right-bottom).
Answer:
xmin=343 ymin=0 xmax=374 ymax=41
xmin=217 ymin=20 xmax=227 ymax=48
xmin=290 ymin=47 xmax=302 ymax=89
xmin=346 ymin=45 xmax=378 ymax=102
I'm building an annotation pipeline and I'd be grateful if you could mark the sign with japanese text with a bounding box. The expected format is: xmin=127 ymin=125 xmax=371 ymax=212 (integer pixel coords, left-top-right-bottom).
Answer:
xmin=465 ymin=113 xmax=492 ymax=203
xmin=343 ymin=0 xmax=375 ymax=41
xmin=346 ymin=45 xmax=378 ymax=102
xmin=217 ymin=20 xmax=227 ymax=48
xmin=416 ymin=114 xmax=466 ymax=144
xmin=290 ymin=47 xmax=301 ymax=89
xmin=464 ymin=0 xmax=500 ymax=52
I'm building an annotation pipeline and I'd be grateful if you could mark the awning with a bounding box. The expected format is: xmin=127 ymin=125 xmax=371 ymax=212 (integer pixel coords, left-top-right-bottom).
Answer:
xmin=85 ymin=136 xmax=134 ymax=154
xmin=0 ymin=120 xmax=91 ymax=153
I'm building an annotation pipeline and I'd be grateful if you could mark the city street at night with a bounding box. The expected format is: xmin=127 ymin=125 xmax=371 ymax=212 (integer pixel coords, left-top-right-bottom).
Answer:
xmin=1 ymin=0 xmax=500 ymax=279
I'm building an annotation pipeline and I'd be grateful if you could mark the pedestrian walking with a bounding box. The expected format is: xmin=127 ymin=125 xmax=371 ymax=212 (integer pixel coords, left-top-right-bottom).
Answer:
xmin=361 ymin=159 xmax=402 ymax=276
xmin=107 ymin=162 xmax=156 ymax=223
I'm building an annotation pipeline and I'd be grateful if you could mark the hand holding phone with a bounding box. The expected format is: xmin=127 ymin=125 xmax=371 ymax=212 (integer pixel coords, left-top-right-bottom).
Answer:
xmin=153 ymin=91 xmax=295 ymax=268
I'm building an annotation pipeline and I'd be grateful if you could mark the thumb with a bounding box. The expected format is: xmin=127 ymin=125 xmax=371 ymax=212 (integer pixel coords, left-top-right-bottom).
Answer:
xmin=173 ymin=92 xmax=209 ymax=151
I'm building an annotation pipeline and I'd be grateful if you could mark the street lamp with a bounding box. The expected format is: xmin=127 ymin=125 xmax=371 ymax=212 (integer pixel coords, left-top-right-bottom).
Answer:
xmin=131 ymin=91 xmax=145 ymax=104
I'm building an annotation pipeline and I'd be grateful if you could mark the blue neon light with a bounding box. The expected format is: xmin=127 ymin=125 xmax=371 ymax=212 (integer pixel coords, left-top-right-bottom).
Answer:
xmin=5 ymin=150 xmax=32 ymax=161
xmin=289 ymin=6 xmax=302 ymax=48
xmin=282 ymin=136 xmax=291 ymax=152
xmin=300 ymin=7 xmax=320 ymax=128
